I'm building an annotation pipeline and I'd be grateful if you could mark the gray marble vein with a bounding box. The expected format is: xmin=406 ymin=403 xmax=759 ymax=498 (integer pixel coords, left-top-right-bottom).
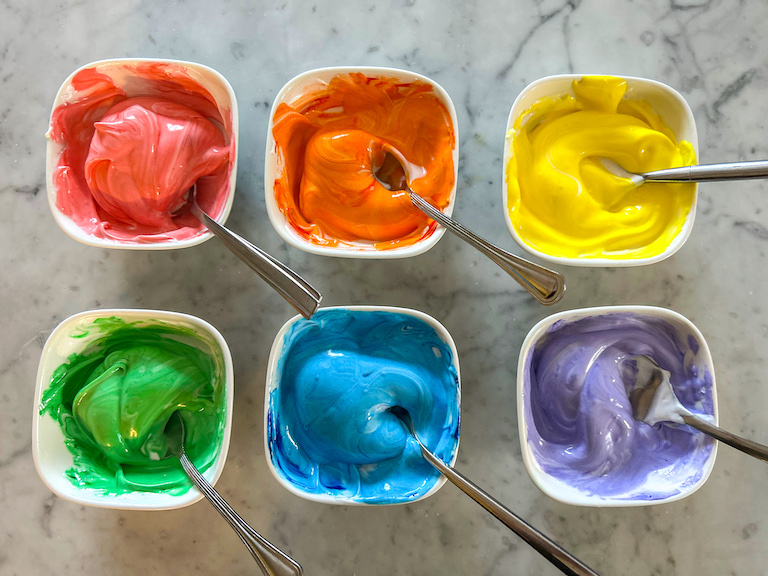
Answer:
xmin=2 ymin=0 xmax=768 ymax=574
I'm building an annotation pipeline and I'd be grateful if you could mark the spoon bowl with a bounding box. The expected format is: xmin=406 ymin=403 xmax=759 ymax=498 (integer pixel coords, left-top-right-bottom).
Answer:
xmin=624 ymin=354 xmax=693 ymax=425
xmin=374 ymin=152 xmax=565 ymax=305
xmin=626 ymin=355 xmax=768 ymax=463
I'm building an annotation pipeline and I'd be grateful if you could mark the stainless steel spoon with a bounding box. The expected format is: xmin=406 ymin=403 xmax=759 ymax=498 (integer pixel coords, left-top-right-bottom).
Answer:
xmin=373 ymin=153 xmax=565 ymax=306
xmin=599 ymin=158 xmax=768 ymax=185
xmin=188 ymin=185 xmax=321 ymax=319
xmin=390 ymin=407 xmax=599 ymax=576
xmin=626 ymin=355 xmax=768 ymax=462
xmin=165 ymin=412 xmax=304 ymax=576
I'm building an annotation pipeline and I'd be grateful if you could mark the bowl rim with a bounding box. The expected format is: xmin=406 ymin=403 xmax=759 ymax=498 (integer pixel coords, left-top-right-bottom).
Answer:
xmin=45 ymin=57 xmax=239 ymax=251
xmin=263 ymin=304 xmax=462 ymax=505
xmin=263 ymin=65 xmax=459 ymax=259
xmin=516 ymin=304 xmax=719 ymax=507
xmin=32 ymin=308 xmax=235 ymax=510
xmin=501 ymin=73 xmax=700 ymax=268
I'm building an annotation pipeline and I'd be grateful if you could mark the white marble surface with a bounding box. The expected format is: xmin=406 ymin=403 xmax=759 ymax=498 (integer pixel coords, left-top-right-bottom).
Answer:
xmin=2 ymin=0 xmax=768 ymax=574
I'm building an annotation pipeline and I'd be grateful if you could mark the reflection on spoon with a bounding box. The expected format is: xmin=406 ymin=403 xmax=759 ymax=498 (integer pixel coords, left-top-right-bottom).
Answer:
xmin=374 ymin=152 xmax=565 ymax=306
xmin=625 ymin=355 xmax=768 ymax=463
xmin=390 ymin=407 xmax=599 ymax=576
xmin=186 ymin=184 xmax=322 ymax=319
xmin=599 ymin=157 xmax=768 ymax=186
xmin=165 ymin=412 xmax=304 ymax=576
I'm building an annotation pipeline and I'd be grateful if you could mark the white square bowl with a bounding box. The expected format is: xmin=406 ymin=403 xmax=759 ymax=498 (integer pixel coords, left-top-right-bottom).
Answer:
xmin=502 ymin=74 xmax=699 ymax=267
xmin=517 ymin=305 xmax=718 ymax=507
xmin=46 ymin=58 xmax=239 ymax=250
xmin=264 ymin=305 xmax=461 ymax=505
xmin=264 ymin=66 xmax=459 ymax=259
xmin=32 ymin=309 xmax=234 ymax=510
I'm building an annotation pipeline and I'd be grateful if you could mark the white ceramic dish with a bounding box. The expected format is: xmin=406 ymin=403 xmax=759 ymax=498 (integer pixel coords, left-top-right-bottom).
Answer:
xmin=264 ymin=66 xmax=459 ymax=259
xmin=45 ymin=58 xmax=239 ymax=250
xmin=264 ymin=305 xmax=461 ymax=505
xmin=32 ymin=309 xmax=234 ymax=510
xmin=502 ymin=74 xmax=699 ymax=267
xmin=517 ymin=305 xmax=718 ymax=507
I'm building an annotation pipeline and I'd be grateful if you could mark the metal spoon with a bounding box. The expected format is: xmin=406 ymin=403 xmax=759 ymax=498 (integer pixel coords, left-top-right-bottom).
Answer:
xmin=165 ymin=411 xmax=304 ymax=576
xmin=188 ymin=185 xmax=321 ymax=319
xmin=373 ymin=153 xmax=565 ymax=306
xmin=599 ymin=158 xmax=768 ymax=185
xmin=390 ymin=407 xmax=599 ymax=576
xmin=626 ymin=355 xmax=768 ymax=462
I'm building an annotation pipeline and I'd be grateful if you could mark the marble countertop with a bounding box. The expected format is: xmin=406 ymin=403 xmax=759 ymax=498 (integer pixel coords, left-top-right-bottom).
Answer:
xmin=3 ymin=0 xmax=768 ymax=574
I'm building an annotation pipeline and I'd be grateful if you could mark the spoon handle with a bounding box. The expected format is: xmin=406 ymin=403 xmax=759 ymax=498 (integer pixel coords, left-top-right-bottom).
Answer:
xmin=643 ymin=160 xmax=768 ymax=182
xmin=682 ymin=413 xmax=768 ymax=462
xmin=191 ymin=202 xmax=322 ymax=319
xmin=178 ymin=450 xmax=304 ymax=576
xmin=409 ymin=192 xmax=565 ymax=305
xmin=418 ymin=447 xmax=599 ymax=576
